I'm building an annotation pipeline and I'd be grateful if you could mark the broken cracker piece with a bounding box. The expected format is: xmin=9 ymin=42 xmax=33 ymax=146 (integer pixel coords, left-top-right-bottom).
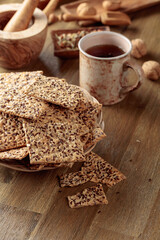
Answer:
xmin=0 ymin=147 xmax=29 ymax=160
xmin=59 ymin=171 xmax=91 ymax=187
xmin=67 ymin=184 xmax=108 ymax=208
xmin=0 ymin=93 xmax=49 ymax=120
xmin=82 ymin=152 xmax=126 ymax=187
xmin=0 ymin=71 xmax=43 ymax=92
xmin=81 ymin=133 xmax=89 ymax=146
xmin=84 ymin=127 xmax=106 ymax=150
xmin=23 ymin=118 xmax=86 ymax=164
xmin=76 ymin=101 xmax=102 ymax=128
xmin=0 ymin=112 xmax=26 ymax=151
xmin=0 ymin=71 xmax=49 ymax=119
xmin=24 ymin=76 xmax=89 ymax=110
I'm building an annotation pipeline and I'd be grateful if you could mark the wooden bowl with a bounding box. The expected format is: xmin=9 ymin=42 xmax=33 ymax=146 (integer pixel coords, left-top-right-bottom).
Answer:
xmin=0 ymin=4 xmax=48 ymax=69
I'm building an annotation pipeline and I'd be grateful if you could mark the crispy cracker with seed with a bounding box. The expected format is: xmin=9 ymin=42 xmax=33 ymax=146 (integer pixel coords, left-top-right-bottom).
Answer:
xmin=0 ymin=147 xmax=29 ymax=160
xmin=31 ymin=82 xmax=99 ymax=130
xmin=84 ymin=127 xmax=106 ymax=150
xmin=24 ymin=76 xmax=90 ymax=110
xmin=67 ymin=85 xmax=93 ymax=110
xmin=41 ymin=89 xmax=101 ymax=135
xmin=43 ymin=104 xmax=79 ymax=122
xmin=59 ymin=171 xmax=91 ymax=187
xmin=39 ymin=103 xmax=90 ymax=137
xmin=77 ymin=101 xmax=102 ymax=129
xmin=0 ymin=95 xmax=49 ymax=120
xmin=67 ymin=184 xmax=108 ymax=208
xmin=82 ymin=152 xmax=126 ymax=187
xmin=80 ymin=133 xmax=89 ymax=146
xmin=0 ymin=72 xmax=49 ymax=119
xmin=0 ymin=71 xmax=43 ymax=92
xmin=75 ymin=89 xmax=102 ymax=112
xmin=37 ymin=103 xmax=89 ymax=137
xmin=23 ymin=116 xmax=86 ymax=164
xmin=0 ymin=112 xmax=26 ymax=151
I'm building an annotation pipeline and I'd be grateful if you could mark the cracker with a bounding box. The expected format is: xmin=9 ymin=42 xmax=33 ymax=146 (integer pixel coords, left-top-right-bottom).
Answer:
xmin=59 ymin=171 xmax=91 ymax=187
xmin=80 ymin=133 xmax=89 ymax=145
xmin=39 ymin=90 xmax=101 ymax=141
xmin=67 ymin=184 xmax=108 ymax=208
xmin=77 ymin=101 xmax=102 ymax=129
xmin=0 ymin=147 xmax=29 ymax=160
xmin=0 ymin=95 xmax=49 ymax=119
xmin=32 ymin=103 xmax=89 ymax=136
xmin=43 ymin=104 xmax=79 ymax=122
xmin=23 ymin=117 xmax=86 ymax=164
xmin=84 ymin=151 xmax=98 ymax=162
xmin=82 ymin=152 xmax=126 ymax=187
xmin=0 ymin=71 xmax=49 ymax=119
xmin=0 ymin=112 xmax=26 ymax=151
xmin=50 ymin=107 xmax=89 ymax=135
xmin=25 ymin=76 xmax=89 ymax=110
xmin=0 ymin=71 xmax=43 ymax=92
xmin=84 ymin=127 xmax=106 ymax=150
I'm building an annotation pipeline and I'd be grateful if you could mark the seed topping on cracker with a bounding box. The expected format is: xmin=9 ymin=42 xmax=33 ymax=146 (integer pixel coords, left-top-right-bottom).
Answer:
xmin=24 ymin=76 xmax=91 ymax=110
xmin=67 ymin=184 xmax=108 ymax=208
xmin=0 ymin=112 xmax=26 ymax=151
xmin=59 ymin=171 xmax=91 ymax=187
xmin=82 ymin=152 xmax=126 ymax=187
xmin=0 ymin=147 xmax=29 ymax=160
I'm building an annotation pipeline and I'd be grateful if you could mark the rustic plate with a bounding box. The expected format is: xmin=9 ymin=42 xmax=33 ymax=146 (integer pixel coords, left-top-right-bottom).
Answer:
xmin=51 ymin=26 xmax=110 ymax=58
xmin=0 ymin=88 xmax=105 ymax=172
xmin=61 ymin=0 xmax=160 ymax=14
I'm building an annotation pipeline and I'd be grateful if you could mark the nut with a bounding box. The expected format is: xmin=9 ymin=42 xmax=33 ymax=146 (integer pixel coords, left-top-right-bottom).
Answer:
xmin=102 ymin=0 xmax=121 ymax=11
xmin=76 ymin=3 xmax=96 ymax=16
xmin=55 ymin=29 xmax=102 ymax=50
xmin=77 ymin=3 xmax=88 ymax=13
xmin=131 ymin=39 xmax=147 ymax=58
xmin=142 ymin=61 xmax=160 ymax=81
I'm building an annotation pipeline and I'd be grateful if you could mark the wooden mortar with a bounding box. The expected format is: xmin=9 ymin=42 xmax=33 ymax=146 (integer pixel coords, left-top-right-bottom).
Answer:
xmin=0 ymin=4 xmax=47 ymax=69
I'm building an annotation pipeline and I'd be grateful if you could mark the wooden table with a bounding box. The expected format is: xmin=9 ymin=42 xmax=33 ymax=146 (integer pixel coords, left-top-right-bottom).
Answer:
xmin=0 ymin=1 xmax=160 ymax=240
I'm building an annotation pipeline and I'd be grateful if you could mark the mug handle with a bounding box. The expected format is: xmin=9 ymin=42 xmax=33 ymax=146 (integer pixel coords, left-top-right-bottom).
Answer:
xmin=119 ymin=59 xmax=144 ymax=97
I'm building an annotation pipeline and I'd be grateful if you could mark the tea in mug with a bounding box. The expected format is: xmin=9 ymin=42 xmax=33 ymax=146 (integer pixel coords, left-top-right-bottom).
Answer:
xmin=86 ymin=44 xmax=125 ymax=58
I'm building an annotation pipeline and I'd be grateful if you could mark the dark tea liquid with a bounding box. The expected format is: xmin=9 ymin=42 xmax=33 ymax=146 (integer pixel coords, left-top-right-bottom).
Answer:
xmin=86 ymin=44 xmax=125 ymax=58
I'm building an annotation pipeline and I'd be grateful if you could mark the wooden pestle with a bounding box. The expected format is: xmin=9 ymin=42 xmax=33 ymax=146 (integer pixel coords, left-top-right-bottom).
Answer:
xmin=43 ymin=0 xmax=59 ymax=17
xmin=4 ymin=0 xmax=40 ymax=32
xmin=62 ymin=11 xmax=131 ymax=26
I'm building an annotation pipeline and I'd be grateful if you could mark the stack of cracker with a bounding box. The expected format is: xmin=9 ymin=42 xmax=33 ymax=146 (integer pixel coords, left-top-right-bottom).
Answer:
xmin=0 ymin=71 xmax=105 ymax=171
xmin=59 ymin=151 xmax=126 ymax=208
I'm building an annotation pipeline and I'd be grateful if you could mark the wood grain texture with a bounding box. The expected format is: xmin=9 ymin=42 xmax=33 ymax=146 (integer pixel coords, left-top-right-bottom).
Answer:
xmin=60 ymin=0 xmax=160 ymax=14
xmin=0 ymin=4 xmax=47 ymax=69
xmin=0 ymin=203 xmax=41 ymax=240
xmin=0 ymin=1 xmax=160 ymax=240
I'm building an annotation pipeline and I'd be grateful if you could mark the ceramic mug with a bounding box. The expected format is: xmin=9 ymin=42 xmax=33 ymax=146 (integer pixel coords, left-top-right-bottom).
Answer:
xmin=78 ymin=31 xmax=143 ymax=105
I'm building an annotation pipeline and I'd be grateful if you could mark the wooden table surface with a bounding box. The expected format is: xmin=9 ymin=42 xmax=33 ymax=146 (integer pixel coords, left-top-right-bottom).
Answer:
xmin=0 ymin=1 xmax=160 ymax=240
